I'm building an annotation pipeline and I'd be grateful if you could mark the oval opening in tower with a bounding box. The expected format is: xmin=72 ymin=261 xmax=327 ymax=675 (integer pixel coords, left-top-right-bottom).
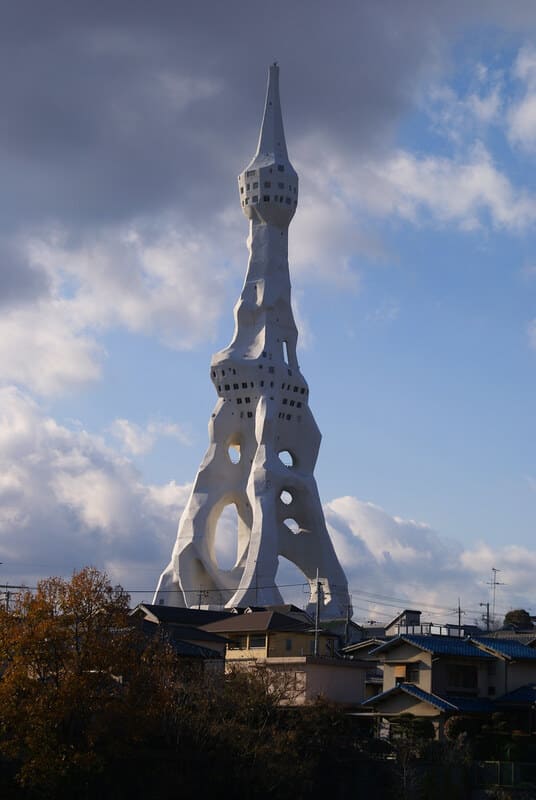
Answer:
xmin=214 ymin=502 xmax=239 ymax=571
xmin=228 ymin=443 xmax=241 ymax=464
xmin=280 ymin=490 xmax=292 ymax=505
xmin=284 ymin=518 xmax=299 ymax=534
xmin=278 ymin=450 xmax=294 ymax=467
xmin=282 ymin=340 xmax=289 ymax=365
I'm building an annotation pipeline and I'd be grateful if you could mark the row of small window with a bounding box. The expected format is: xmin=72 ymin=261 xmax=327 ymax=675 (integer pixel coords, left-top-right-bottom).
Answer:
xmin=277 ymin=412 xmax=302 ymax=422
xmin=242 ymin=196 xmax=296 ymax=206
xmin=218 ymin=381 xmax=274 ymax=392
xmin=282 ymin=398 xmax=302 ymax=408
xmin=241 ymin=182 xmax=296 ymax=193
xmin=228 ymin=634 xmax=266 ymax=650
xmin=213 ymin=364 xmax=274 ymax=378
xmin=245 ymin=165 xmax=286 ymax=177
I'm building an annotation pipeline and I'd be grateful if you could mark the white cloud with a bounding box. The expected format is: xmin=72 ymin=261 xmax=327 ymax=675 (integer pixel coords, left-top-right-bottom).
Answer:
xmin=0 ymin=221 xmax=237 ymax=396
xmin=110 ymin=418 xmax=191 ymax=455
xmin=370 ymin=144 xmax=536 ymax=230
xmin=0 ymin=385 xmax=188 ymax=590
xmin=508 ymin=46 xmax=536 ymax=151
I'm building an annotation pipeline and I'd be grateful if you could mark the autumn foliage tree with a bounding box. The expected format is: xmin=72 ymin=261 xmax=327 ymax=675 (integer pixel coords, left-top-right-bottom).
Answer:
xmin=0 ymin=567 xmax=177 ymax=797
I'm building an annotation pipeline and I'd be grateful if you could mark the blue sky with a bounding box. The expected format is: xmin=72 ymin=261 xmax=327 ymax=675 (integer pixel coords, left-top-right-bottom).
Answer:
xmin=1 ymin=1 xmax=536 ymax=625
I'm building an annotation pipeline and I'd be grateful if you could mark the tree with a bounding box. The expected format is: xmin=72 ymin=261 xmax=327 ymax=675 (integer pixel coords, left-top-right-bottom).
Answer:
xmin=0 ymin=567 xmax=178 ymax=797
xmin=503 ymin=609 xmax=533 ymax=630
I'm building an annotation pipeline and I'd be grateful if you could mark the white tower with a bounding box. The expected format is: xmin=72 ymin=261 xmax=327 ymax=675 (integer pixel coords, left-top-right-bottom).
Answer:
xmin=154 ymin=64 xmax=351 ymax=619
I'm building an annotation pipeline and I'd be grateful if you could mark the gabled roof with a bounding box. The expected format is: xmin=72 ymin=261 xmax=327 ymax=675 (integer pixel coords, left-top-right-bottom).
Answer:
xmin=471 ymin=637 xmax=536 ymax=661
xmin=484 ymin=630 xmax=536 ymax=646
xmin=371 ymin=634 xmax=495 ymax=659
xmin=362 ymin=683 xmax=458 ymax=712
xmin=202 ymin=609 xmax=333 ymax=635
xmin=342 ymin=638 xmax=384 ymax=657
xmin=363 ymin=683 xmax=495 ymax=713
xmin=497 ymin=684 xmax=536 ymax=705
xmin=130 ymin=603 xmax=233 ymax=626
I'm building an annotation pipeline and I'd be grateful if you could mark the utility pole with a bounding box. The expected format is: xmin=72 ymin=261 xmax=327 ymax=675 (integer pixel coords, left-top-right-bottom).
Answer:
xmin=314 ymin=568 xmax=321 ymax=657
xmin=487 ymin=567 xmax=505 ymax=628
xmin=480 ymin=602 xmax=490 ymax=632
xmin=458 ymin=597 xmax=462 ymax=630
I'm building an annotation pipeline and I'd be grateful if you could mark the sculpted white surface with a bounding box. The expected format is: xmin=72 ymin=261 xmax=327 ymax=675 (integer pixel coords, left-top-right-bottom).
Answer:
xmin=154 ymin=65 xmax=351 ymax=619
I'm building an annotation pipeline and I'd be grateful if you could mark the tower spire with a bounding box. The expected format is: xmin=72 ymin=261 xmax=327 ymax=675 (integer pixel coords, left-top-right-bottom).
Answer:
xmin=256 ymin=62 xmax=288 ymax=161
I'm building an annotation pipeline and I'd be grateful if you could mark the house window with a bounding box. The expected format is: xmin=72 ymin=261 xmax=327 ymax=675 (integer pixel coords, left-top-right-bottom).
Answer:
xmin=285 ymin=638 xmax=292 ymax=652
xmin=406 ymin=664 xmax=419 ymax=683
xmin=446 ymin=664 xmax=478 ymax=692
xmin=228 ymin=636 xmax=247 ymax=650
xmin=249 ymin=635 xmax=266 ymax=649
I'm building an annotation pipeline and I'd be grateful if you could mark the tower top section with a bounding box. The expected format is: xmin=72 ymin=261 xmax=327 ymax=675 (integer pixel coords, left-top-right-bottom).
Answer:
xmin=238 ymin=64 xmax=298 ymax=227
xmin=256 ymin=62 xmax=288 ymax=162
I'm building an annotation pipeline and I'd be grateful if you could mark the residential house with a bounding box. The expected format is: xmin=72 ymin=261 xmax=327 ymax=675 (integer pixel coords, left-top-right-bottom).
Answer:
xmin=362 ymin=632 xmax=536 ymax=735
xmin=202 ymin=608 xmax=369 ymax=706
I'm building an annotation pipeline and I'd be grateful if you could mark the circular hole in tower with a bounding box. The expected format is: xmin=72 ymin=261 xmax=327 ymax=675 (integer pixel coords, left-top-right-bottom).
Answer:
xmin=228 ymin=443 xmax=241 ymax=464
xmin=278 ymin=450 xmax=294 ymax=467
xmin=283 ymin=518 xmax=299 ymax=534
xmin=280 ymin=490 xmax=293 ymax=505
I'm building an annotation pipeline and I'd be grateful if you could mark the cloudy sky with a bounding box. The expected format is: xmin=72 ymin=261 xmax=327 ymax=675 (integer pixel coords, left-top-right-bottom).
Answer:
xmin=1 ymin=0 xmax=536 ymax=626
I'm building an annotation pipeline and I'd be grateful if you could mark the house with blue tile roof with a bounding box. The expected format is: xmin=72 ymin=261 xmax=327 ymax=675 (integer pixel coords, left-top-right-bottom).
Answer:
xmin=362 ymin=633 xmax=536 ymax=735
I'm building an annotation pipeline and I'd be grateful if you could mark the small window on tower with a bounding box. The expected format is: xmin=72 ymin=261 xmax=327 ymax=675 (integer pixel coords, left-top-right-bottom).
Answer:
xmin=240 ymin=187 xmax=244 ymax=194
xmin=246 ymin=184 xmax=250 ymax=190
xmin=300 ymin=388 xmax=305 ymax=394
xmin=246 ymin=170 xmax=256 ymax=177
xmin=286 ymin=197 xmax=291 ymax=205
xmin=263 ymin=195 xmax=270 ymax=202
xmin=278 ymin=182 xmax=284 ymax=189
xmin=282 ymin=398 xmax=288 ymax=405
xmin=286 ymin=414 xmax=291 ymax=420
xmin=252 ymin=196 xmax=258 ymax=203
xmin=242 ymin=382 xmax=247 ymax=389
xmin=236 ymin=398 xmax=242 ymax=404
xmin=253 ymin=182 xmax=258 ymax=188
xmin=264 ymin=181 xmax=271 ymax=188
xmin=245 ymin=198 xmax=249 ymax=205
xmin=277 ymin=165 xmax=284 ymax=172
xmin=247 ymin=411 xmax=253 ymax=418
xmin=233 ymin=383 xmax=239 ymax=390
xmin=245 ymin=397 xmax=250 ymax=404
xmin=224 ymin=384 xmax=230 ymax=390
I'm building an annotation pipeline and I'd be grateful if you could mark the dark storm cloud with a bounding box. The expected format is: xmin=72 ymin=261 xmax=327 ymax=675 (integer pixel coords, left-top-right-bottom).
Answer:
xmin=0 ymin=1 xmax=485 ymax=232
xmin=0 ymin=2 xmax=535 ymax=252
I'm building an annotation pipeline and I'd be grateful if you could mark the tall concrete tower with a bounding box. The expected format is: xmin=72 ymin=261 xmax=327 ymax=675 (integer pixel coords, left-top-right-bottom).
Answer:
xmin=154 ymin=64 xmax=351 ymax=619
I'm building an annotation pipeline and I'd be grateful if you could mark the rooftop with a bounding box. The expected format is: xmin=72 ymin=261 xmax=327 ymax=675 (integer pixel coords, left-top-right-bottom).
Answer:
xmin=372 ymin=634 xmax=495 ymax=659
